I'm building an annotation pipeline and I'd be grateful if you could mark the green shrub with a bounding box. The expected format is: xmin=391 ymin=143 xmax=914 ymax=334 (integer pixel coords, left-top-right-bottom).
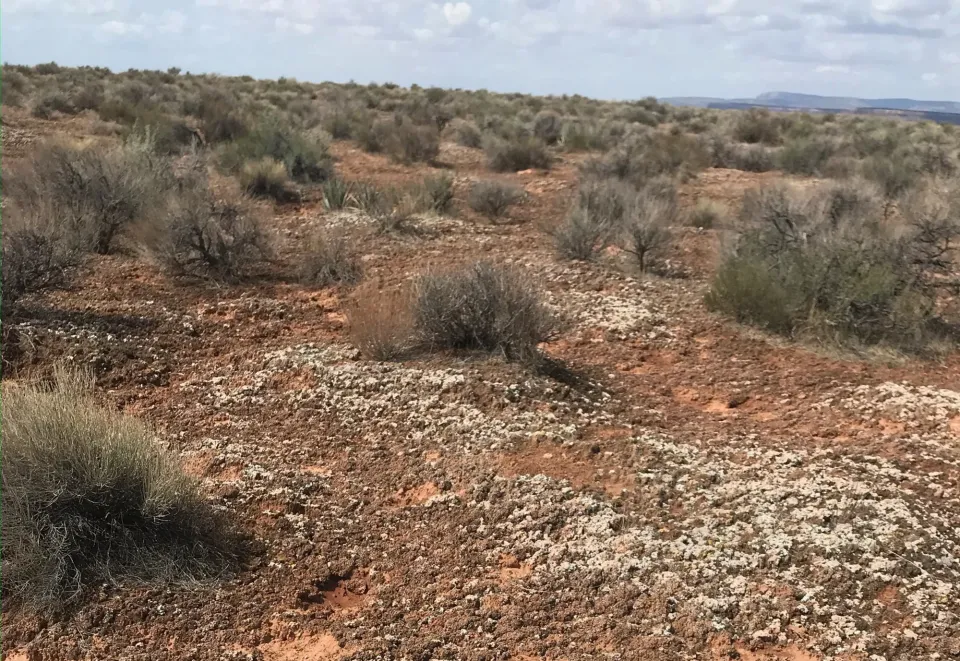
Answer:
xmin=355 ymin=116 xmax=392 ymax=153
xmin=707 ymin=182 xmax=958 ymax=351
xmin=732 ymin=109 xmax=782 ymax=146
xmin=2 ymin=368 xmax=240 ymax=611
xmin=704 ymin=250 xmax=798 ymax=335
xmin=708 ymin=137 xmax=778 ymax=172
xmin=322 ymin=177 xmax=352 ymax=210
xmin=388 ymin=118 xmax=441 ymax=164
xmin=239 ymin=157 xmax=299 ymax=203
xmin=576 ymin=177 xmax=632 ymax=226
xmin=220 ymin=118 xmax=333 ymax=183
xmin=778 ymin=137 xmax=837 ymax=176
xmin=584 ymin=132 xmax=708 ymax=185
xmin=485 ymin=136 xmax=552 ymax=172
xmin=468 ymin=180 xmax=523 ymax=219
xmin=300 ymin=230 xmax=363 ymax=287
xmin=414 ymin=261 xmax=557 ymax=361
xmin=862 ymin=155 xmax=921 ymax=208
xmin=33 ymin=62 xmax=62 ymax=75
xmin=32 ymin=92 xmax=75 ymax=118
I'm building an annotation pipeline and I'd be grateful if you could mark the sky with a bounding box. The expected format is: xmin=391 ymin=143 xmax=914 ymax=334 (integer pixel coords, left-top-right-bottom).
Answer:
xmin=2 ymin=1 xmax=959 ymax=101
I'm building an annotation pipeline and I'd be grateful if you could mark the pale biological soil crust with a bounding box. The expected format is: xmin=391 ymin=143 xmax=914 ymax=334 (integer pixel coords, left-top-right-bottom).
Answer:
xmin=3 ymin=111 xmax=959 ymax=661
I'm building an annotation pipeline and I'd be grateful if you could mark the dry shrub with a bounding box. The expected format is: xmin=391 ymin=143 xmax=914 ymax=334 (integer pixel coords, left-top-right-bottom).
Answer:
xmin=4 ymin=136 xmax=174 ymax=254
xmin=553 ymin=206 xmax=613 ymax=261
xmin=707 ymin=137 xmax=778 ymax=173
xmin=619 ymin=190 xmax=676 ymax=272
xmin=239 ymin=158 xmax=299 ymax=203
xmin=417 ymin=174 xmax=455 ymax=214
xmin=732 ymin=109 xmax=782 ymax=146
xmin=389 ymin=119 xmax=440 ymax=165
xmin=2 ymin=368 xmax=240 ymax=612
xmin=533 ymin=110 xmax=563 ymax=145
xmin=347 ymin=287 xmax=416 ymax=361
xmin=450 ymin=119 xmax=483 ymax=148
xmin=300 ymin=230 xmax=363 ymax=287
xmin=485 ymin=136 xmax=552 ymax=172
xmin=140 ymin=180 xmax=273 ymax=281
xmin=32 ymin=91 xmax=75 ymax=118
xmin=361 ymin=116 xmax=440 ymax=164
xmin=468 ymin=180 xmax=523 ymax=219
xmin=688 ymin=199 xmax=728 ymax=229
xmin=414 ymin=261 xmax=558 ymax=361
xmin=584 ymin=132 xmax=708 ymax=185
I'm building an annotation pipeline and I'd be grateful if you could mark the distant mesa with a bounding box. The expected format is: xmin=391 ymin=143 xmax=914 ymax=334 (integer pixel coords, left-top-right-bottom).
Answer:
xmin=663 ymin=91 xmax=960 ymax=124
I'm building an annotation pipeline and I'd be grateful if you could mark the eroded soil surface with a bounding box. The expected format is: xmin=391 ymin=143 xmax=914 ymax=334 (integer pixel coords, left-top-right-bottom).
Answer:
xmin=3 ymin=112 xmax=959 ymax=661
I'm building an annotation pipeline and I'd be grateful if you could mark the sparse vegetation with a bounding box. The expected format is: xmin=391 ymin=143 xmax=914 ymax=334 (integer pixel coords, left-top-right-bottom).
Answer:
xmin=2 ymin=368 xmax=239 ymax=611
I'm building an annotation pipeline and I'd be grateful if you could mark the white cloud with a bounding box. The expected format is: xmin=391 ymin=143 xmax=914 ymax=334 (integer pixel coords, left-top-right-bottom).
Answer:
xmin=414 ymin=28 xmax=435 ymax=41
xmin=442 ymin=2 xmax=472 ymax=26
xmin=158 ymin=10 xmax=187 ymax=34
xmin=922 ymin=71 xmax=940 ymax=82
xmin=99 ymin=19 xmax=143 ymax=35
xmin=941 ymin=51 xmax=960 ymax=64
xmin=816 ymin=64 xmax=851 ymax=73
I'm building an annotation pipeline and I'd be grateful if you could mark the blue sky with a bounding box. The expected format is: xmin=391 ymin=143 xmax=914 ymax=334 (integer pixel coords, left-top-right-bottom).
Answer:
xmin=2 ymin=1 xmax=959 ymax=101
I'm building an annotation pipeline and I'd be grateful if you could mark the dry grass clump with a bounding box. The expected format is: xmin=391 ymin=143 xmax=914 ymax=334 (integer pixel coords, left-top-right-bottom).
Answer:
xmin=688 ymin=200 xmax=728 ymax=229
xmin=416 ymin=174 xmax=456 ymax=214
xmin=2 ymin=368 xmax=240 ymax=612
xmin=300 ymin=230 xmax=363 ymax=287
xmin=239 ymin=157 xmax=299 ymax=203
xmin=347 ymin=287 xmax=416 ymax=361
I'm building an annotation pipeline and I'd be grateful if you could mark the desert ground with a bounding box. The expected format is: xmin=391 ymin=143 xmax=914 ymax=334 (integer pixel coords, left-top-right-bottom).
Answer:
xmin=2 ymin=67 xmax=959 ymax=661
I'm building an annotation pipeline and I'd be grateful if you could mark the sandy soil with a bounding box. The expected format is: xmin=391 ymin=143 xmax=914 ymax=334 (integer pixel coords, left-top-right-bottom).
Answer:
xmin=2 ymin=111 xmax=959 ymax=661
